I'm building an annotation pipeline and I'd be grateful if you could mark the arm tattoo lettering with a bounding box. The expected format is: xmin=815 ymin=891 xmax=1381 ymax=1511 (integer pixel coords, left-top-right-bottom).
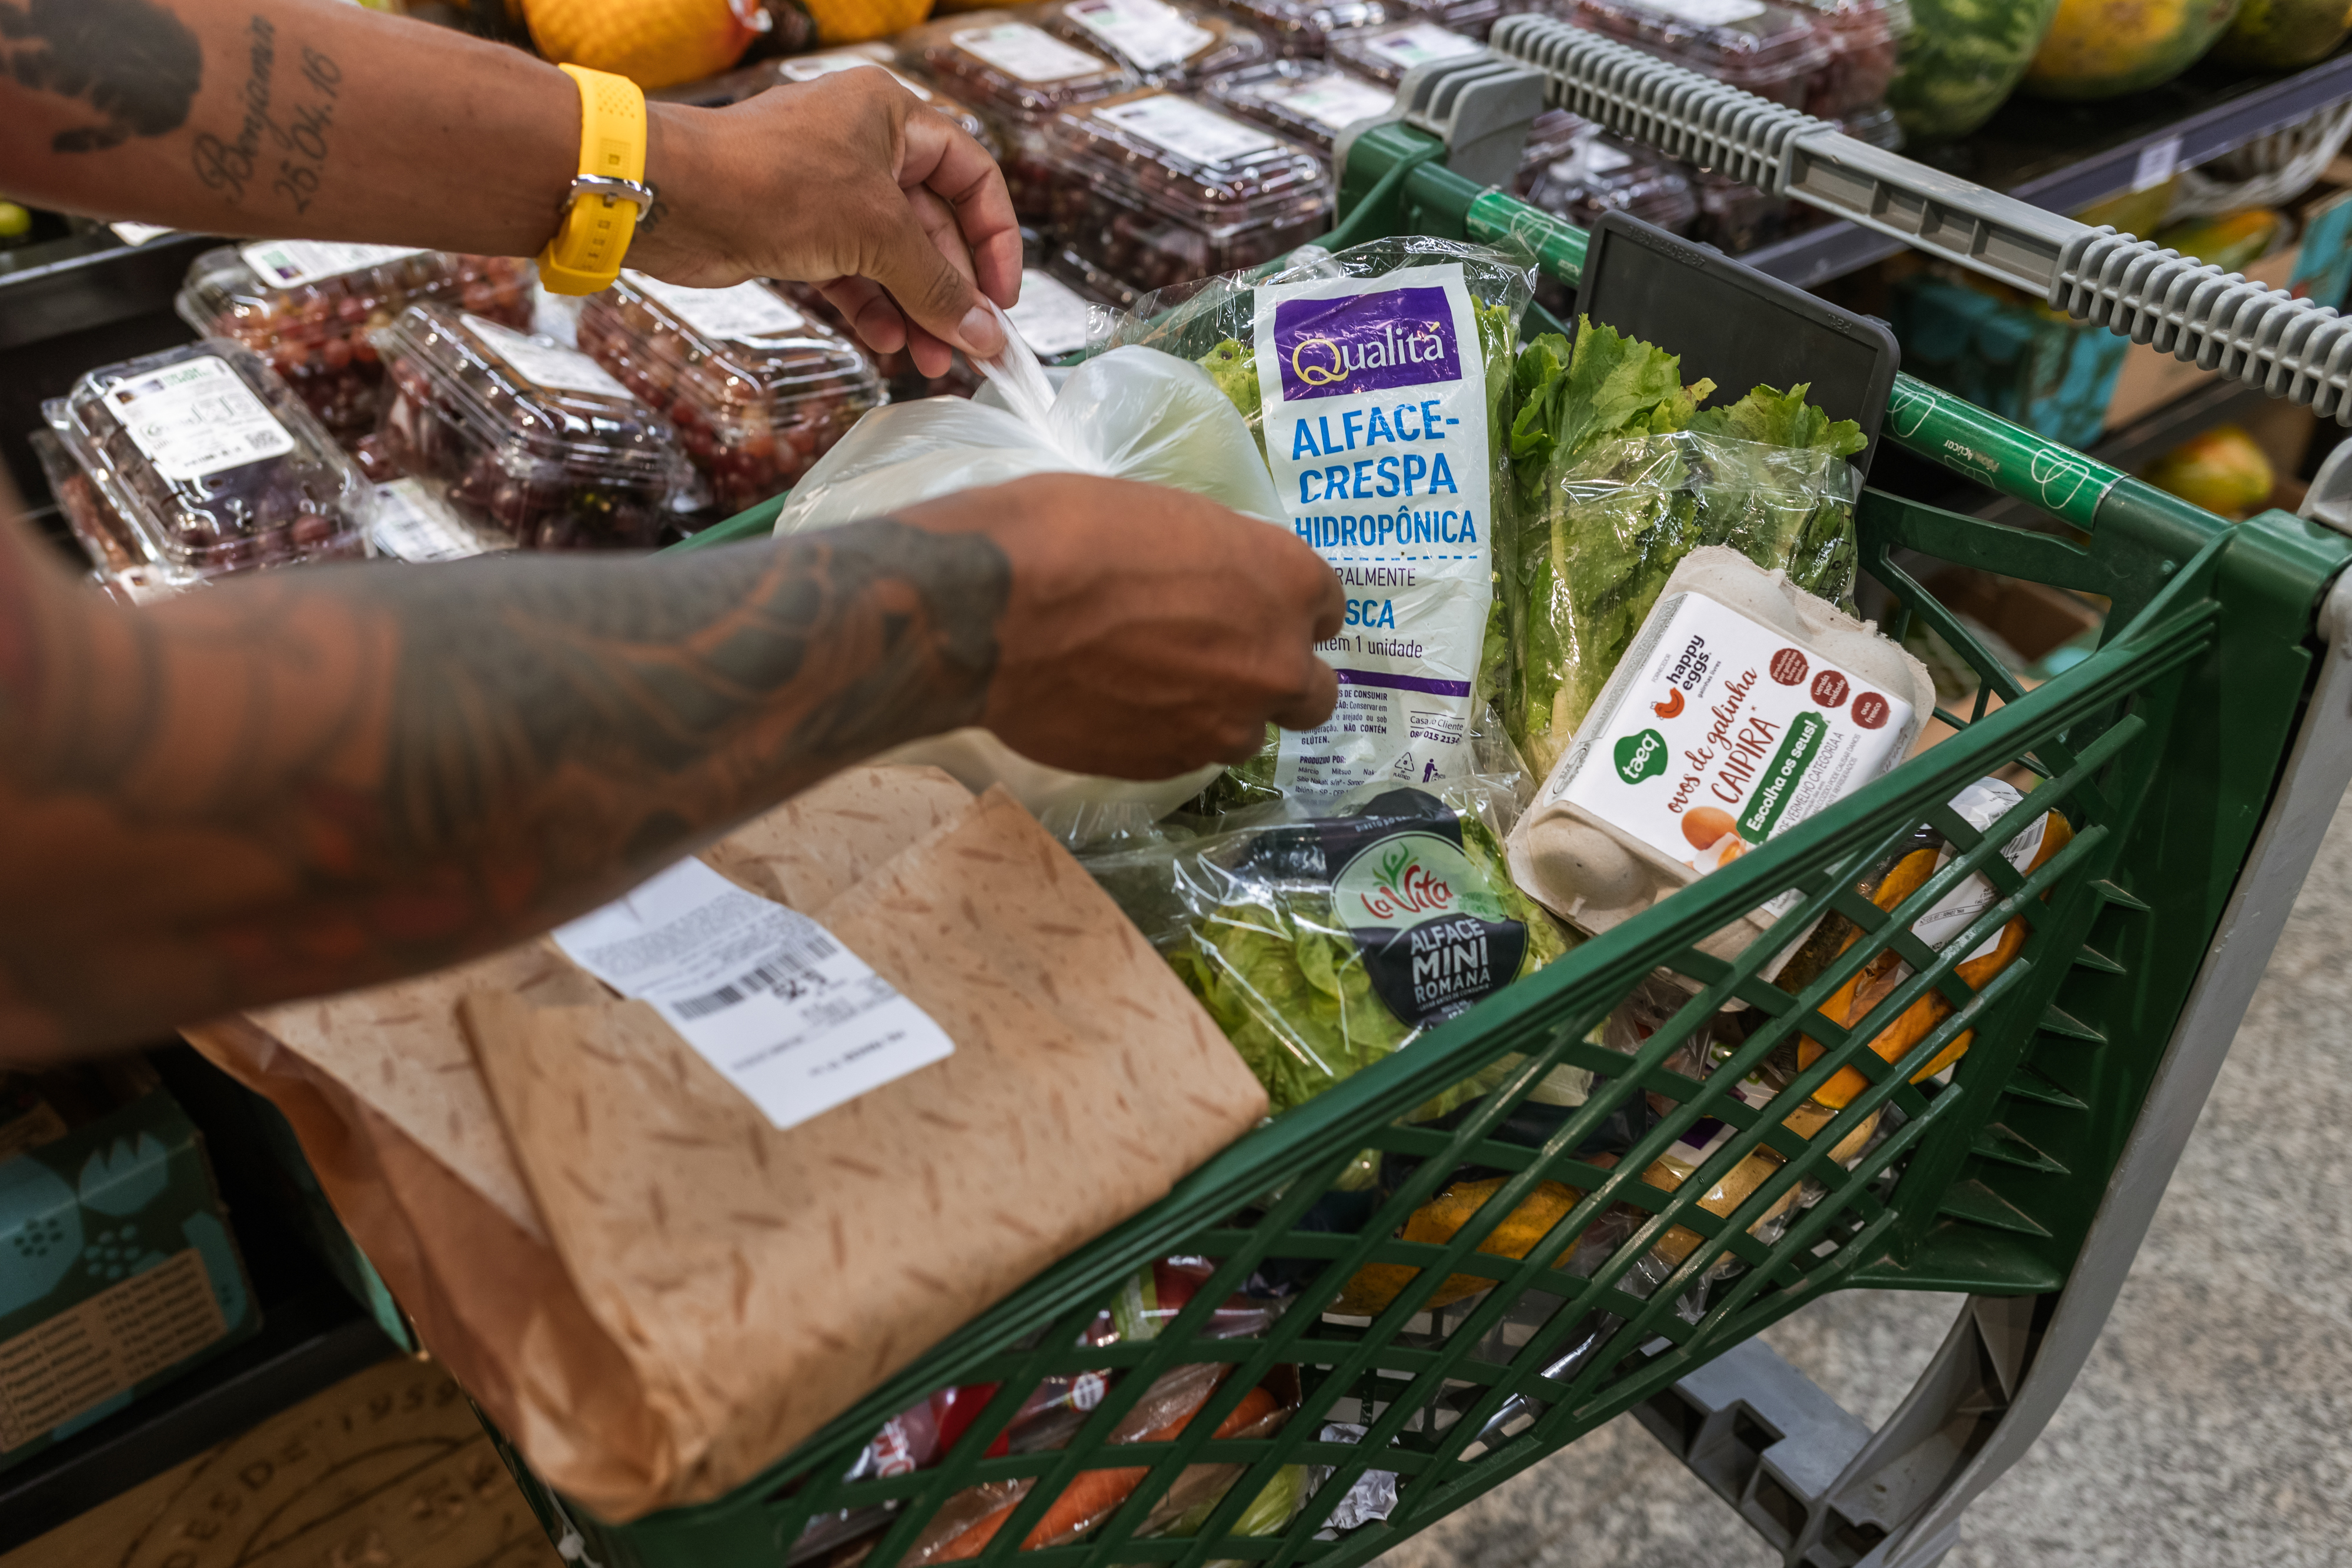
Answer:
xmin=188 ymin=14 xmax=340 ymax=212
xmin=0 ymin=0 xmax=202 ymax=153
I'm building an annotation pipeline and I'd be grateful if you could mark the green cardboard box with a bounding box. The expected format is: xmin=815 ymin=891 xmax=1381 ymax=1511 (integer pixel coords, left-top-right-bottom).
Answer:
xmin=0 ymin=1075 xmax=259 ymax=1470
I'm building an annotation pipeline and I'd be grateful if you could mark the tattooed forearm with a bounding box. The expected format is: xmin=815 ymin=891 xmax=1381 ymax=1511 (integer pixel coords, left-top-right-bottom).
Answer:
xmin=190 ymin=14 xmax=341 ymax=211
xmin=0 ymin=0 xmax=203 ymax=153
xmin=0 ymin=519 xmax=1008 ymax=1054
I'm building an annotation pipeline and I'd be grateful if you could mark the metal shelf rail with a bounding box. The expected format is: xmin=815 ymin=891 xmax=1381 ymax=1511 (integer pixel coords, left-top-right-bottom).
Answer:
xmin=1485 ymin=15 xmax=2352 ymax=422
xmin=1741 ymin=54 xmax=2352 ymax=289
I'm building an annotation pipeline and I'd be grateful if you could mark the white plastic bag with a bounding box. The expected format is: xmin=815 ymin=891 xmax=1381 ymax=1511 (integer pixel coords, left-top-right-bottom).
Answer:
xmin=773 ymin=308 xmax=1282 ymax=530
xmin=777 ymin=307 xmax=1284 ymax=841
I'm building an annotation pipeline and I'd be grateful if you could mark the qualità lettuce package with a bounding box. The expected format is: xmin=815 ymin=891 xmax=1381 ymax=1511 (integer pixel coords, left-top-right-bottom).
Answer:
xmin=1115 ymin=238 xmax=1534 ymax=798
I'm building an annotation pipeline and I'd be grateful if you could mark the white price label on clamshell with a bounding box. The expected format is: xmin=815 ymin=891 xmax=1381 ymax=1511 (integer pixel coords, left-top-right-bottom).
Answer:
xmin=462 ymin=313 xmax=632 ymax=400
xmin=953 ymin=22 xmax=1110 ymax=81
xmin=553 ymin=857 xmax=956 ymax=1130
xmin=623 ymin=272 xmax=809 ymax=342
xmin=105 ymin=355 xmax=295 ymax=482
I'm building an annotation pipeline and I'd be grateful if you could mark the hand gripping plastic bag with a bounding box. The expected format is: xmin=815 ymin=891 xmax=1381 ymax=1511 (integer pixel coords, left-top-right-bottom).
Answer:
xmin=773 ymin=306 xmax=1286 ymax=841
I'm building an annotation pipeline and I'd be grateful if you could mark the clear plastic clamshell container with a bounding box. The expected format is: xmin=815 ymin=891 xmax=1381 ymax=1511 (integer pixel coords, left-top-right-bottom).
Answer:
xmin=659 ymin=47 xmax=1003 ymax=156
xmin=1566 ymin=0 xmax=1833 ymax=107
xmin=577 ymin=272 xmax=885 ymax=514
xmin=1041 ymin=88 xmax=1334 ymax=295
xmin=48 ymin=341 xmax=373 ymax=581
xmin=31 ymin=421 xmax=189 ymax=601
xmin=1792 ymin=0 xmax=1905 ymax=121
xmin=1519 ymin=128 xmax=1698 ymax=235
xmin=1033 ymin=0 xmax=1271 ymax=86
xmin=1212 ymin=0 xmax=1401 ymax=58
xmin=1401 ymin=0 xmax=1506 ymax=39
xmin=902 ymin=13 xmax=1137 ymax=216
xmin=1325 ymin=16 xmax=1485 ymax=82
xmin=1004 ymin=264 xmax=1116 ymax=362
xmin=376 ymin=303 xmax=687 ymax=550
xmin=175 ymin=242 xmax=533 ymax=441
xmin=1692 ymin=168 xmax=1798 ymax=252
xmin=780 ymin=283 xmax=984 ymax=402
xmin=1200 ymin=58 xmax=1396 ymax=153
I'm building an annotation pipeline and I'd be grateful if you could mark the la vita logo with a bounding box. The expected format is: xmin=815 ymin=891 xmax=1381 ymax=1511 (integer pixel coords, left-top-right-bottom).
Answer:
xmin=1355 ymin=845 xmax=1455 ymax=920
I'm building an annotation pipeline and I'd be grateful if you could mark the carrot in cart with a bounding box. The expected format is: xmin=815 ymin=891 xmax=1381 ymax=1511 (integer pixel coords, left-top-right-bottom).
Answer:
xmin=934 ymin=1385 xmax=1282 ymax=1560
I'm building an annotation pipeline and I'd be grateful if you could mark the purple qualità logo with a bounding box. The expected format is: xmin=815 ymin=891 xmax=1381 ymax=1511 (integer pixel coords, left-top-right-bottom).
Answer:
xmin=1273 ymin=285 xmax=1460 ymax=403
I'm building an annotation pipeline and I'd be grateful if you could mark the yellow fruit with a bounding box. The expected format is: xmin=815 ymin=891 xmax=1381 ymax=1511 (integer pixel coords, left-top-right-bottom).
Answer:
xmin=1332 ymin=1177 xmax=1588 ymax=1316
xmin=801 ymin=0 xmax=935 ymax=44
xmin=523 ymin=0 xmax=763 ymax=89
xmin=2146 ymin=426 xmax=2276 ymax=519
xmin=2024 ymin=0 xmax=2243 ymax=98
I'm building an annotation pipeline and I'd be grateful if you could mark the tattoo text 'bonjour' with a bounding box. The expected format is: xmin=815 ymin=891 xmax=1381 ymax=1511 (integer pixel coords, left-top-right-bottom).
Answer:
xmin=190 ymin=14 xmax=342 ymax=214
xmin=0 ymin=0 xmax=202 ymax=153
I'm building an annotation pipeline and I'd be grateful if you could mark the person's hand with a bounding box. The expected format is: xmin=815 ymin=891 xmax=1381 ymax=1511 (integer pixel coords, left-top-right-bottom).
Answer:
xmin=633 ymin=69 xmax=1019 ymax=380
xmin=900 ymin=476 xmax=1345 ymax=779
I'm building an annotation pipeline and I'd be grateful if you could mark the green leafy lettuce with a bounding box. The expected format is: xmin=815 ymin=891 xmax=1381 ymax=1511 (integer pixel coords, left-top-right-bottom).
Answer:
xmin=1166 ymin=807 xmax=1571 ymax=1115
xmin=1504 ymin=319 xmax=1865 ymax=773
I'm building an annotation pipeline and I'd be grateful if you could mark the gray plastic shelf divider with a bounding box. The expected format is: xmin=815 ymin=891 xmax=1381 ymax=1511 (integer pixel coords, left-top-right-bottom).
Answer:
xmin=1486 ymin=14 xmax=2352 ymax=422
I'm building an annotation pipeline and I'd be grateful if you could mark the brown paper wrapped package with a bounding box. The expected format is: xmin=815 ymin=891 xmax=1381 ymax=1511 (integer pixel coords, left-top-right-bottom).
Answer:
xmin=462 ymin=786 xmax=1268 ymax=1512
xmin=185 ymin=767 xmax=1267 ymax=1521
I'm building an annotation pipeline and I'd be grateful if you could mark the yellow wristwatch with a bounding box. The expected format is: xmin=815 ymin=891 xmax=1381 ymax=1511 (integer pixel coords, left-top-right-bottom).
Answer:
xmin=537 ymin=63 xmax=653 ymax=297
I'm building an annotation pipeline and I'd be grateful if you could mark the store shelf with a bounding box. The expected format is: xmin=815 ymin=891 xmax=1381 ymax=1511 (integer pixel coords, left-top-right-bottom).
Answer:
xmin=1745 ymin=51 xmax=2352 ymax=289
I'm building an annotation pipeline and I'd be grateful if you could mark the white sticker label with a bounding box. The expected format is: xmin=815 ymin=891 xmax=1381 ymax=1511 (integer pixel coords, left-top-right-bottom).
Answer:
xmin=1582 ymin=139 xmax=1635 ymax=174
xmin=110 ymin=222 xmax=175 ymax=247
xmin=553 ymin=857 xmax=956 ymax=1131
xmin=1634 ymin=0 xmax=1766 ymax=22
xmin=1254 ymin=261 xmax=1494 ymax=794
xmin=1064 ymin=0 xmax=1214 ymax=68
xmin=462 ymin=313 xmax=632 ymax=400
xmin=370 ymin=478 xmax=510 ymax=563
xmin=238 ymin=240 xmax=426 ymax=289
xmin=1097 ymin=95 xmax=1277 ymax=163
xmin=779 ymin=51 xmax=939 ymax=99
xmin=622 ymin=271 xmax=809 ymax=342
xmin=2132 ymin=135 xmax=2182 ymax=193
xmin=1908 ymin=778 xmax=2047 ymax=962
xmin=952 ymin=22 xmax=1108 ymax=81
xmin=1362 ymin=22 xmax=1482 ymax=71
xmin=104 ymin=355 xmax=295 ymax=482
xmin=1005 ymin=269 xmax=1097 ymax=356
xmin=1547 ymin=592 xmax=1913 ymax=885
xmin=1264 ymin=74 xmax=1394 ymax=132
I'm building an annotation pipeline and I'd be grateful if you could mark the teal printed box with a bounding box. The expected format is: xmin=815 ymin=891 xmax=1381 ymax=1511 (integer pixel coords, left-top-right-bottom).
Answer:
xmin=0 ymin=1081 xmax=258 ymax=1470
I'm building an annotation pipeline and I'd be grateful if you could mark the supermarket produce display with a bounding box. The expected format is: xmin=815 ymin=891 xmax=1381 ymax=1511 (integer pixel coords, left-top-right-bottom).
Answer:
xmin=8 ymin=5 xmax=2352 ymax=1567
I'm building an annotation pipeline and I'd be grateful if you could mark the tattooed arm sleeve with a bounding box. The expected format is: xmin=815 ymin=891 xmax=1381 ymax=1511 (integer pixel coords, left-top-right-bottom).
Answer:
xmin=0 ymin=508 xmax=1008 ymax=1057
xmin=0 ymin=0 xmax=584 ymax=258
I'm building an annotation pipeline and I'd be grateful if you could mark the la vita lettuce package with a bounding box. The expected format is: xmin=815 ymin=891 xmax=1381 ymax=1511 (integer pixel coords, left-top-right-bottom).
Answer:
xmin=186 ymin=765 xmax=1267 ymax=1520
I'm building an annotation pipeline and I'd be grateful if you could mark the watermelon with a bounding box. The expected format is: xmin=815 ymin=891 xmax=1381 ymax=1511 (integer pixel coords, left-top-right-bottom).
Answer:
xmin=2213 ymin=0 xmax=2352 ymax=66
xmin=1889 ymin=0 xmax=2063 ymax=141
xmin=2022 ymin=0 xmax=2245 ymax=99
xmin=2145 ymin=425 xmax=2274 ymax=518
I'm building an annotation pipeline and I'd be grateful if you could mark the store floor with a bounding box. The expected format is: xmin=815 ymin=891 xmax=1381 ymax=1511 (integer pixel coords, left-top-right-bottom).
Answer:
xmin=1375 ymin=787 xmax=2352 ymax=1568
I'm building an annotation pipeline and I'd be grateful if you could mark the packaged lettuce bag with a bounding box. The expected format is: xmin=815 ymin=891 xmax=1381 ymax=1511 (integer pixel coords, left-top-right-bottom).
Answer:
xmin=1116 ymin=238 xmax=1535 ymax=798
xmin=1084 ymin=777 xmax=1572 ymax=1114
xmin=1506 ymin=320 xmax=1867 ymax=774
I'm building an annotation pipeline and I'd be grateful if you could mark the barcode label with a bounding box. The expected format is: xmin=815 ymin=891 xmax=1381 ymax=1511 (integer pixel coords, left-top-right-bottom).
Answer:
xmin=553 ymin=858 xmax=953 ymax=1129
xmin=672 ymin=930 xmax=840 ymax=1018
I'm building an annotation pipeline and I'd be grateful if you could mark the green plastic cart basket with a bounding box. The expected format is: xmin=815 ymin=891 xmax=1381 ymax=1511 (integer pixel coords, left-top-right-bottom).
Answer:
xmin=473 ymin=140 xmax=2352 ymax=1568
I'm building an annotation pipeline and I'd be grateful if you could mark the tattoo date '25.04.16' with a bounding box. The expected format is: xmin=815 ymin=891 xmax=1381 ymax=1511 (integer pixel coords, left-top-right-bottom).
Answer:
xmin=191 ymin=15 xmax=340 ymax=215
